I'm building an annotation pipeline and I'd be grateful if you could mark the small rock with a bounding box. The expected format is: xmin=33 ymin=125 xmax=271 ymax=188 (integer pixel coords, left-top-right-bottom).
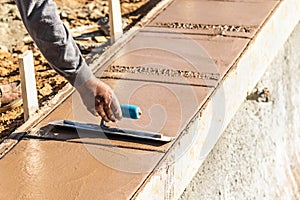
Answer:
xmin=12 ymin=44 xmax=28 ymax=54
xmin=39 ymin=83 xmax=52 ymax=96
xmin=86 ymin=3 xmax=96 ymax=12
xmin=93 ymin=36 xmax=107 ymax=43
xmin=0 ymin=45 xmax=9 ymax=52
xmin=68 ymin=14 xmax=77 ymax=20
xmin=23 ymin=35 xmax=33 ymax=44
xmin=60 ymin=11 xmax=68 ymax=19
xmin=34 ymin=59 xmax=41 ymax=65
xmin=89 ymin=8 xmax=105 ymax=20
xmin=77 ymin=11 xmax=88 ymax=19
xmin=101 ymin=1 xmax=108 ymax=7
xmin=0 ymin=67 xmax=10 ymax=76
xmin=0 ymin=50 xmax=11 ymax=59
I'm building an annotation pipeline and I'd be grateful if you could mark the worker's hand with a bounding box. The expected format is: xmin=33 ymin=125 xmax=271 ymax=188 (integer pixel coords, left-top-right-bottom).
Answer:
xmin=76 ymin=76 xmax=122 ymax=122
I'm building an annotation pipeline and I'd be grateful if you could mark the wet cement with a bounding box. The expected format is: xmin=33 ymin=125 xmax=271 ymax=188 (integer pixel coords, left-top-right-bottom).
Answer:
xmin=97 ymin=30 xmax=250 ymax=87
xmin=0 ymin=138 xmax=163 ymax=199
xmin=31 ymin=78 xmax=210 ymax=152
xmin=0 ymin=0 xmax=281 ymax=199
xmin=149 ymin=0 xmax=278 ymax=38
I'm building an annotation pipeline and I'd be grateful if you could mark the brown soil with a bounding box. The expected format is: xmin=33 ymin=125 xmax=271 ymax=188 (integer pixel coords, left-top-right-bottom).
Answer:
xmin=0 ymin=0 xmax=158 ymax=139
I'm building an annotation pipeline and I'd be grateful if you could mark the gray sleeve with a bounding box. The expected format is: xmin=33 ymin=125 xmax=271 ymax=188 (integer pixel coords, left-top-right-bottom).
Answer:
xmin=15 ymin=0 xmax=94 ymax=86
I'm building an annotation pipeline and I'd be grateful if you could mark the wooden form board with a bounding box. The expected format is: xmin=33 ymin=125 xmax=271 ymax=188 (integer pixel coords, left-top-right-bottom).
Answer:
xmin=109 ymin=0 xmax=123 ymax=42
xmin=18 ymin=50 xmax=39 ymax=121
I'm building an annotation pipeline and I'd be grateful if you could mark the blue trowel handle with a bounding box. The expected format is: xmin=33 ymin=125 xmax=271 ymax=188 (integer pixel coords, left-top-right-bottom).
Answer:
xmin=121 ymin=104 xmax=142 ymax=119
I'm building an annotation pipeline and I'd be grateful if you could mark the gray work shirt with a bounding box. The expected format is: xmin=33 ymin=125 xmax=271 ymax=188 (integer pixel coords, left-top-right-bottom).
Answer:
xmin=15 ymin=0 xmax=94 ymax=87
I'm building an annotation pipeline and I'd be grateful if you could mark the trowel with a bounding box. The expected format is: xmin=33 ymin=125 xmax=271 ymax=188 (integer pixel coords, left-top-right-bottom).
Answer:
xmin=49 ymin=104 xmax=174 ymax=142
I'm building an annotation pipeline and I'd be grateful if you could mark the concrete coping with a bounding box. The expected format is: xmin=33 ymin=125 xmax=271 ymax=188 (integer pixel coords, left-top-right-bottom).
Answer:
xmin=0 ymin=0 xmax=299 ymax=199
xmin=132 ymin=0 xmax=300 ymax=199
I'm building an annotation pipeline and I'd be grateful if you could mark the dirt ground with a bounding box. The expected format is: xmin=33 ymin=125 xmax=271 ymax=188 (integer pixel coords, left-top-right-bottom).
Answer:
xmin=0 ymin=0 xmax=156 ymax=138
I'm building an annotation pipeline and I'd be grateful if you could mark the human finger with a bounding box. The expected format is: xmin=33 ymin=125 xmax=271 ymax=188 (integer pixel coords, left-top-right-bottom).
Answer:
xmin=102 ymin=96 xmax=116 ymax=122
xmin=96 ymin=102 xmax=110 ymax=122
xmin=110 ymin=94 xmax=122 ymax=120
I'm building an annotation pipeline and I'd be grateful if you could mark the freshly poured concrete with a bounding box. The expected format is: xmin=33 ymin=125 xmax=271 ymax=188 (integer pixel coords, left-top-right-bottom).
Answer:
xmin=0 ymin=0 xmax=297 ymax=199
xmin=0 ymin=139 xmax=163 ymax=199
xmin=149 ymin=0 xmax=278 ymax=38
xmin=29 ymin=78 xmax=210 ymax=152
xmin=97 ymin=31 xmax=249 ymax=87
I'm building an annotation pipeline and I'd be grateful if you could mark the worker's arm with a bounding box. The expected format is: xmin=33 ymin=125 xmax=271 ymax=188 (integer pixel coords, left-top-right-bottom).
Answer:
xmin=15 ymin=0 xmax=122 ymax=121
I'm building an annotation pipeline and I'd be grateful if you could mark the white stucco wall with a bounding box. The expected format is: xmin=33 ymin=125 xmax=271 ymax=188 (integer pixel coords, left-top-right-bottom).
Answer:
xmin=180 ymin=21 xmax=300 ymax=199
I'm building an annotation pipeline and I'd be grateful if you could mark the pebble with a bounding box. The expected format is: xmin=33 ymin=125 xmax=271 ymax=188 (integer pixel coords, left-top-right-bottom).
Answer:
xmin=22 ymin=35 xmax=33 ymax=44
xmin=93 ymin=36 xmax=107 ymax=43
xmin=60 ymin=11 xmax=68 ymax=19
xmin=0 ymin=45 xmax=8 ymax=52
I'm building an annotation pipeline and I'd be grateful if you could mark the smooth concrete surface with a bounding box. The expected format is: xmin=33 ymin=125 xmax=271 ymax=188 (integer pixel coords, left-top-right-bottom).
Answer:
xmin=180 ymin=21 xmax=300 ymax=200
xmin=97 ymin=31 xmax=249 ymax=87
xmin=149 ymin=0 xmax=278 ymax=38
xmin=31 ymin=78 xmax=211 ymax=152
xmin=0 ymin=138 xmax=163 ymax=200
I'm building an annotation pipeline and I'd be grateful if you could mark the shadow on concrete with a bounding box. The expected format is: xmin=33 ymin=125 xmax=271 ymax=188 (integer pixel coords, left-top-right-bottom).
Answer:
xmin=25 ymin=124 xmax=167 ymax=150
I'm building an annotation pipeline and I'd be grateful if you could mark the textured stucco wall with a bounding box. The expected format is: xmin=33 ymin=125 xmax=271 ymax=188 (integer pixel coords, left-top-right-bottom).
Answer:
xmin=180 ymin=21 xmax=300 ymax=199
